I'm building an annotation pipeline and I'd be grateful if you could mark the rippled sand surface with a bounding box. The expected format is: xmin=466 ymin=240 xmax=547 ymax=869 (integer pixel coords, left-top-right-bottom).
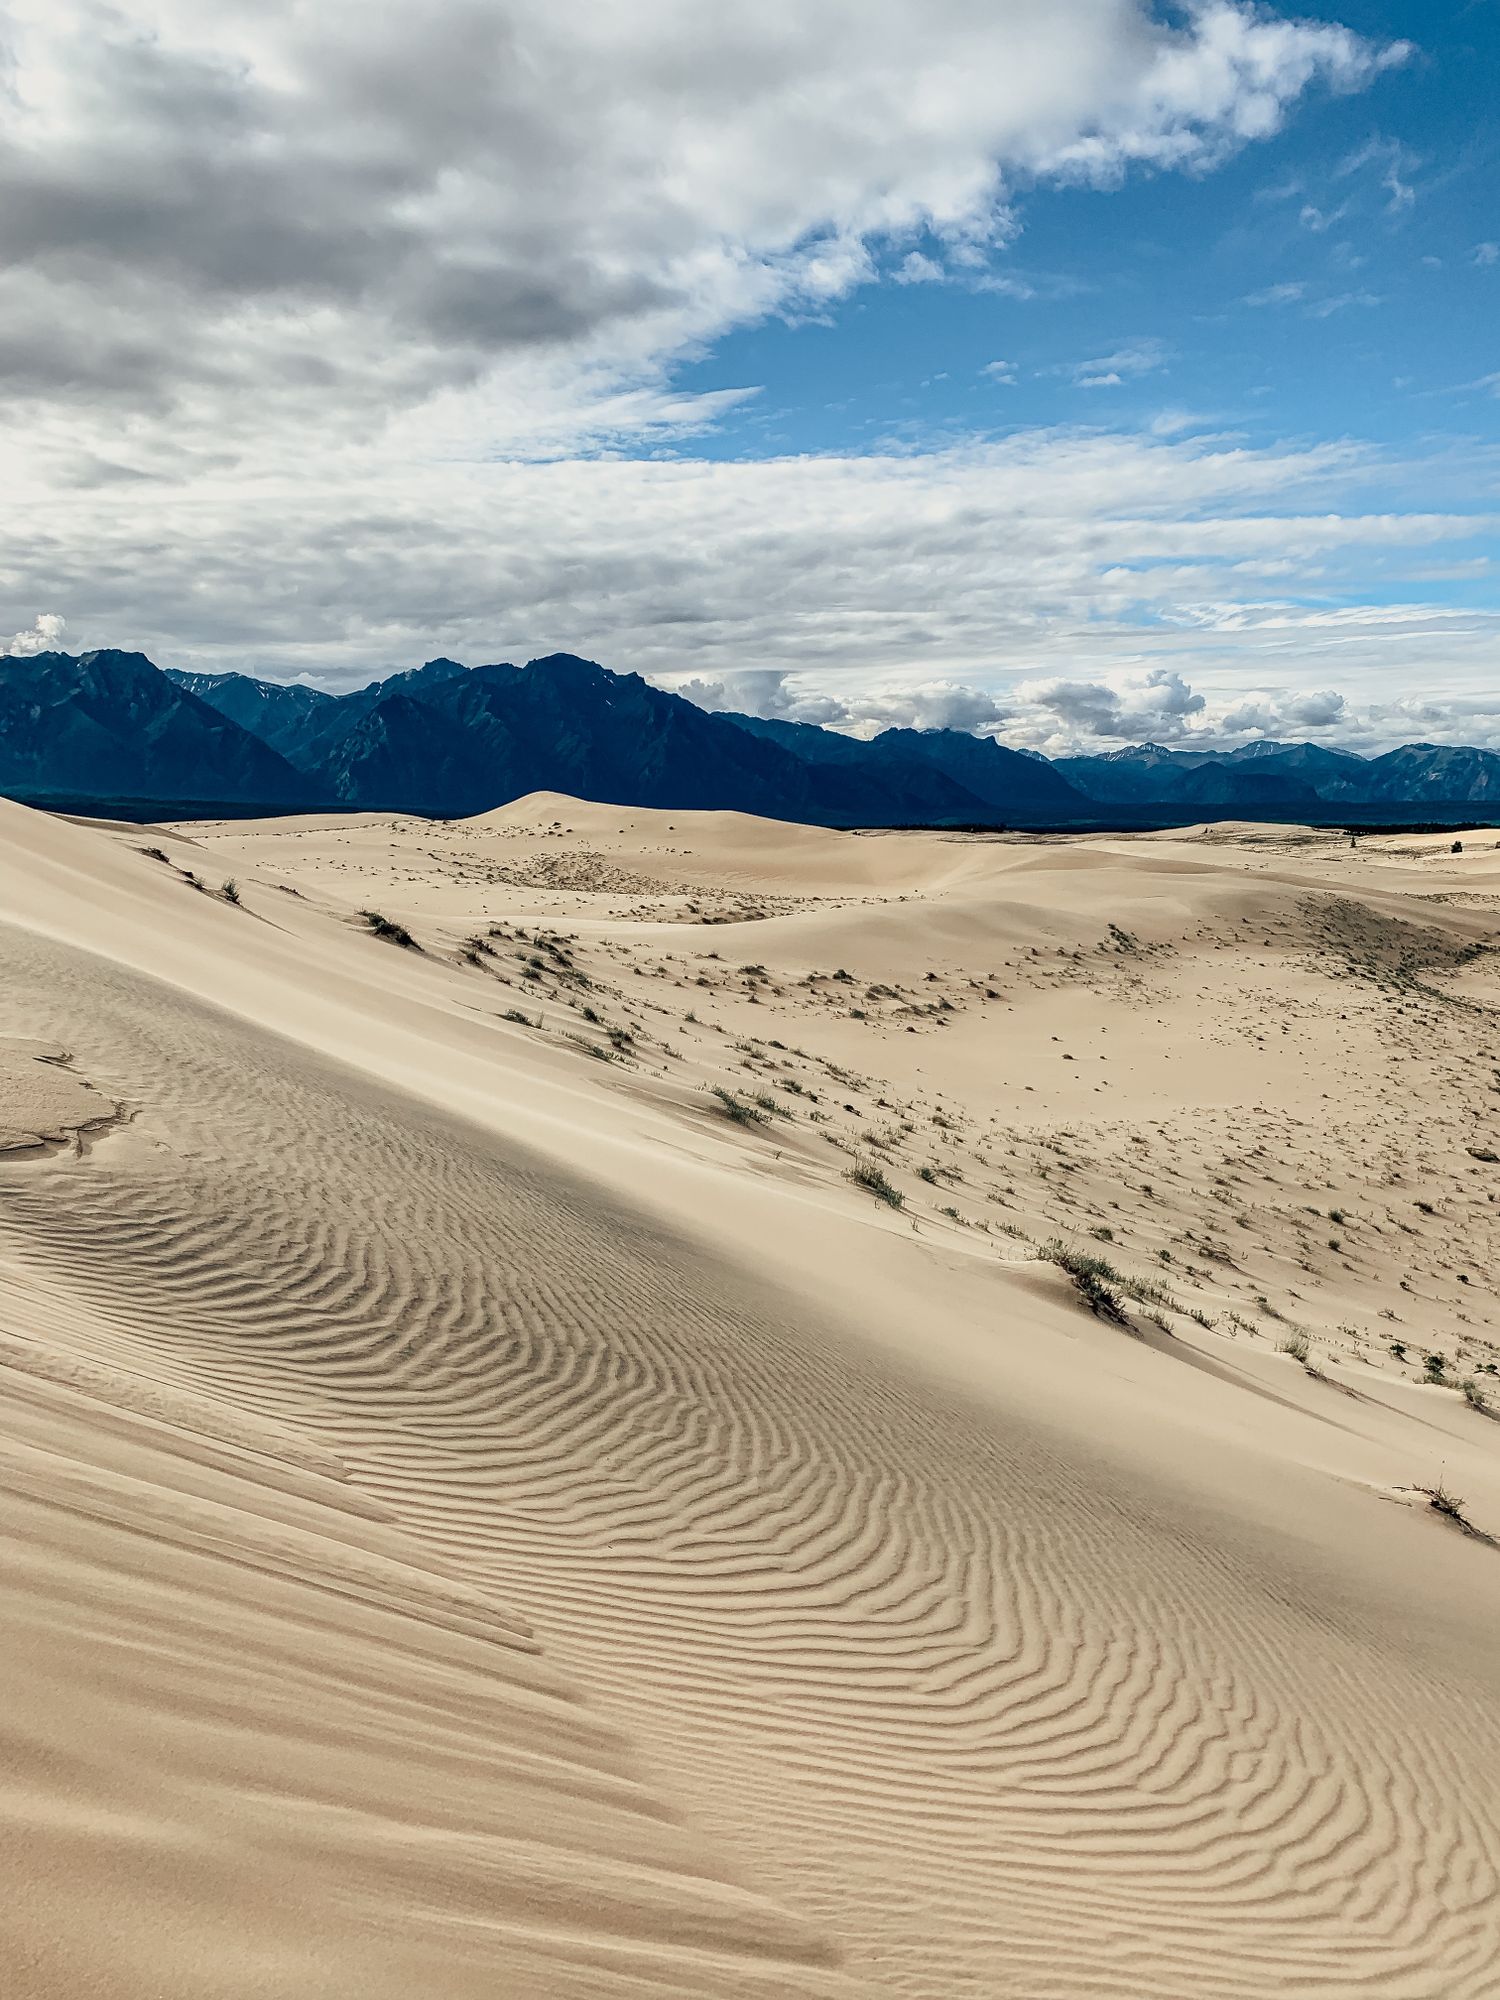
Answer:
xmin=2 ymin=796 xmax=1498 ymax=1998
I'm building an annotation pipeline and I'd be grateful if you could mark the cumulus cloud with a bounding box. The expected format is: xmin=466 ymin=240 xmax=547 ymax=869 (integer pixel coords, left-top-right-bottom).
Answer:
xmin=677 ymin=657 xmax=1497 ymax=759
xmin=672 ymin=670 xmax=850 ymax=727
xmin=672 ymin=668 xmax=1006 ymax=735
xmin=1013 ymin=667 xmax=1205 ymax=741
xmin=1217 ymin=686 xmax=1347 ymax=734
xmin=846 ymin=681 xmax=1009 ymax=732
xmin=2 ymin=612 xmax=66 ymax=656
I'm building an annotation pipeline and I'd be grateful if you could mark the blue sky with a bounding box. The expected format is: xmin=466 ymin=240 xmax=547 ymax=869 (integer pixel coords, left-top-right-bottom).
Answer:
xmin=2 ymin=1 xmax=1497 ymax=749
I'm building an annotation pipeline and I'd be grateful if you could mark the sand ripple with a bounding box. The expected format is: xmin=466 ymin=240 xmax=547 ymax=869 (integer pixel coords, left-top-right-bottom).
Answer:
xmin=2 ymin=928 xmax=1498 ymax=1998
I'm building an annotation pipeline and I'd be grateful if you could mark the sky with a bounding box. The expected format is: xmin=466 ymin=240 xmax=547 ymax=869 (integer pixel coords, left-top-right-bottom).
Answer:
xmin=1 ymin=0 xmax=1496 ymax=752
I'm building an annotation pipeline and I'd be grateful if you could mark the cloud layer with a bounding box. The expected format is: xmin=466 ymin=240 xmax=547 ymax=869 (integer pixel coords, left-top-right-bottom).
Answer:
xmin=9 ymin=423 xmax=1497 ymax=750
xmin=3 ymin=0 xmax=1463 ymax=753
xmin=2 ymin=0 xmax=1399 ymax=445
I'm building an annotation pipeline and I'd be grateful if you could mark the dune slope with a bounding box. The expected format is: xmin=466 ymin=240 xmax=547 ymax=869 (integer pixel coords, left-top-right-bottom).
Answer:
xmin=1 ymin=797 xmax=1498 ymax=1998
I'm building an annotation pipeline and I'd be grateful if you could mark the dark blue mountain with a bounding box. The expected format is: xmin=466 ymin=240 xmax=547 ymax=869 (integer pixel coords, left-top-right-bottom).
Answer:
xmin=0 ymin=650 xmax=314 ymax=805
xmin=10 ymin=647 xmax=1500 ymax=825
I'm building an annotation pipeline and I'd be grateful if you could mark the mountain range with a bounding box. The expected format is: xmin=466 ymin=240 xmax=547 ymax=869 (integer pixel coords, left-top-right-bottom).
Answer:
xmin=3 ymin=646 xmax=1500 ymax=826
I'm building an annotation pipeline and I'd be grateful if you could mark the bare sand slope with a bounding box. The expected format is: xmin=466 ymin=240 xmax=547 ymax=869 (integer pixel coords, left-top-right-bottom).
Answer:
xmin=2 ymin=796 xmax=1499 ymax=1998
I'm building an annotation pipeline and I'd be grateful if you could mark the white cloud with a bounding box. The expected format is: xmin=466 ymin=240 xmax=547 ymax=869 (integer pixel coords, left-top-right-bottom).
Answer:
xmin=662 ymin=667 xmax=1009 ymax=734
xmin=1244 ymin=280 xmax=1306 ymax=306
xmin=1475 ymin=242 xmax=1500 ymax=268
xmin=1306 ymin=288 xmax=1381 ymax=317
xmin=845 ymin=681 xmax=1010 ymax=733
xmin=1217 ymin=686 xmax=1347 ymax=734
xmin=981 ymin=359 xmax=1018 ymax=384
xmin=1338 ymin=134 xmax=1418 ymax=213
xmin=672 ymin=670 xmax=849 ymax=726
xmin=1060 ymin=339 xmax=1172 ymax=388
xmin=893 ymin=253 xmax=947 ymax=285
xmin=1013 ymin=667 xmax=1204 ymax=741
xmin=2 ymin=613 xmax=66 ymax=656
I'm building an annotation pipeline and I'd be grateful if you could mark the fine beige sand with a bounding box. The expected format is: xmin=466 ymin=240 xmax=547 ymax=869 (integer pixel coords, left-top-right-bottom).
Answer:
xmin=1 ymin=793 xmax=1498 ymax=1998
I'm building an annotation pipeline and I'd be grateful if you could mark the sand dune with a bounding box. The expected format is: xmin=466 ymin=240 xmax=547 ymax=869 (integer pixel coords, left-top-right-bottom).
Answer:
xmin=2 ymin=795 xmax=1499 ymax=1997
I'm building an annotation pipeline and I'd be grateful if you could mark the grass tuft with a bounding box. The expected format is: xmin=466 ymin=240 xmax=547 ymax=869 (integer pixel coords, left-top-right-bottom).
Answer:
xmin=709 ymin=1086 xmax=769 ymax=1127
xmin=846 ymin=1156 xmax=904 ymax=1208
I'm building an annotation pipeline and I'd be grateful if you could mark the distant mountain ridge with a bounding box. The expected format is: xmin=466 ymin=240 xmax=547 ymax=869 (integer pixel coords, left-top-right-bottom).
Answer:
xmin=0 ymin=646 xmax=1497 ymax=825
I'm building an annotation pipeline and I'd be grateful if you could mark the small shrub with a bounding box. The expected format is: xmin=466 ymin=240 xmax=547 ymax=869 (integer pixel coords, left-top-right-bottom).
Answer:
xmin=1278 ymin=1331 xmax=1311 ymax=1363
xmin=360 ymin=909 xmax=419 ymax=951
xmin=1424 ymin=1352 xmax=1447 ymax=1382
xmin=220 ymin=878 xmax=240 ymax=904
xmin=501 ymin=1008 xmax=535 ymax=1025
xmin=138 ymin=845 xmax=169 ymax=863
xmin=1040 ymin=1239 xmax=1126 ymax=1323
xmin=1462 ymin=1377 xmax=1490 ymax=1411
xmin=1427 ymin=1480 xmax=1468 ymax=1522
